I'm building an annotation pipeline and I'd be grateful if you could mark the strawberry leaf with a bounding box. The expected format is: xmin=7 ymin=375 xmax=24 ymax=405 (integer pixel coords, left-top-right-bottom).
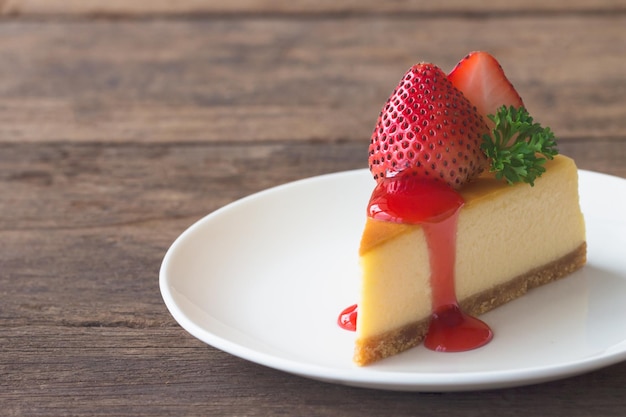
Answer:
xmin=481 ymin=105 xmax=558 ymax=186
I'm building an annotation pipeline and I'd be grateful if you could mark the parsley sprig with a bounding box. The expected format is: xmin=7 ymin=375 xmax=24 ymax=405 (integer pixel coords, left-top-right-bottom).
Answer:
xmin=481 ymin=105 xmax=558 ymax=186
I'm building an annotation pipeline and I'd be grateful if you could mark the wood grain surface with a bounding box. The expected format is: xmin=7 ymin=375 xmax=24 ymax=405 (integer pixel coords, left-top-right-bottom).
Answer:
xmin=1 ymin=1 xmax=625 ymax=416
xmin=1 ymin=0 xmax=624 ymax=16
xmin=0 ymin=16 xmax=624 ymax=145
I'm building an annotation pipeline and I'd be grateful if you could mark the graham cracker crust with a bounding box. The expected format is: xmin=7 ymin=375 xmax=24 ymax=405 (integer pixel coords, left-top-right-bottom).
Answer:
xmin=354 ymin=242 xmax=587 ymax=366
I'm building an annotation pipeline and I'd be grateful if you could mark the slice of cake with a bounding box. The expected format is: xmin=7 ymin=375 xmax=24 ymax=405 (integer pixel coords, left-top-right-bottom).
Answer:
xmin=356 ymin=155 xmax=586 ymax=365
xmin=339 ymin=52 xmax=586 ymax=365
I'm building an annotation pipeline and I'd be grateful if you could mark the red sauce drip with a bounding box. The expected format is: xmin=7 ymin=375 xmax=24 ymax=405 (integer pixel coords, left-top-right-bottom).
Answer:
xmin=422 ymin=213 xmax=492 ymax=351
xmin=338 ymin=304 xmax=358 ymax=331
xmin=338 ymin=175 xmax=493 ymax=352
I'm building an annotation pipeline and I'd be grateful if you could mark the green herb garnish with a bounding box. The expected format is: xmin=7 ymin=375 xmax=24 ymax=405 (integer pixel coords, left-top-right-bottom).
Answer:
xmin=481 ymin=105 xmax=559 ymax=186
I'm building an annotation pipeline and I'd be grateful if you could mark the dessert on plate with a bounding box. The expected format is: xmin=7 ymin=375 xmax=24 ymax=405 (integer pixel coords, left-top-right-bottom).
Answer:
xmin=338 ymin=51 xmax=586 ymax=366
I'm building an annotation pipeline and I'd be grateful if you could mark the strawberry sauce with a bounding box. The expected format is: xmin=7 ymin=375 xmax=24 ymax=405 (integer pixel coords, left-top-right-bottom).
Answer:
xmin=337 ymin=304 xmax=358 ymax=331
xmin=339 ymin=175 xmax=493 ymax=353
xmin=421 ymin=212 xmax=492 ymax=352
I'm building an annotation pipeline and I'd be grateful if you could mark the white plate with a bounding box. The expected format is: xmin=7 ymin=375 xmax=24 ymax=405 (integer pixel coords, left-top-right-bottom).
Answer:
xmin=160 ymin=169 xmax=626 ymax=392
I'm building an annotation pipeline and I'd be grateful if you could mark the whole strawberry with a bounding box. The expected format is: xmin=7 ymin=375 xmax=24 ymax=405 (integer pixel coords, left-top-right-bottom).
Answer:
xmin=368 ymin=63 xmax=489 ymax=189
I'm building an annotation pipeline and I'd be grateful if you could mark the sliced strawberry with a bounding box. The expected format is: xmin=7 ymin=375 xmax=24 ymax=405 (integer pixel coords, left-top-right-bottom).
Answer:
xmin=447 ymin=51 xmax=524 ymax=121
xmin=368 ymin=63 xmax=489 ymax=189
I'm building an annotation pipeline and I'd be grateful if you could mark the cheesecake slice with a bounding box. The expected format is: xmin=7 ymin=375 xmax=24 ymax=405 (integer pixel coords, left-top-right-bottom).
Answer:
xmin=355 ymin=155 xmax=586 ymax=365
xmin=345 ymin=52 xmax=588 ymax=365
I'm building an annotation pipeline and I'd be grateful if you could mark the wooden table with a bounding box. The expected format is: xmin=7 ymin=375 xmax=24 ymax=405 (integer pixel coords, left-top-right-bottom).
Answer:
xmin=2 ymin=1 xmax=625 ymax=415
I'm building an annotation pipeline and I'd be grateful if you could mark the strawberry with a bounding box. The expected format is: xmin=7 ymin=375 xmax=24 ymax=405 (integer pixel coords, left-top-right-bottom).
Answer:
xmin=447 ymin=51 xmax=524 ymax=122
xmin=368 ymin=63 xmax=489 ymax=189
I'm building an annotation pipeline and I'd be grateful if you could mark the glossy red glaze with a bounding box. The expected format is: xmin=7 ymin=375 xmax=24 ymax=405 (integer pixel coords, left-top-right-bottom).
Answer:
xmin=422 ymin=213 xmax=493 ymax=351
xmin=367 ymin=176 xmax=464 ymax=224
xmin=338 ymin=304 xmax=358 ymax=331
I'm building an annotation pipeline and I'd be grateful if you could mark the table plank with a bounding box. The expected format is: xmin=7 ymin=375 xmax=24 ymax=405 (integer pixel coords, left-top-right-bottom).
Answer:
xmin=3 ymin=328 xmax=626 ymax=416
xmin=1 ymin=0 xmax=624 ymax=17
xmin=0 ymin=16 xmax=624 ymax=143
